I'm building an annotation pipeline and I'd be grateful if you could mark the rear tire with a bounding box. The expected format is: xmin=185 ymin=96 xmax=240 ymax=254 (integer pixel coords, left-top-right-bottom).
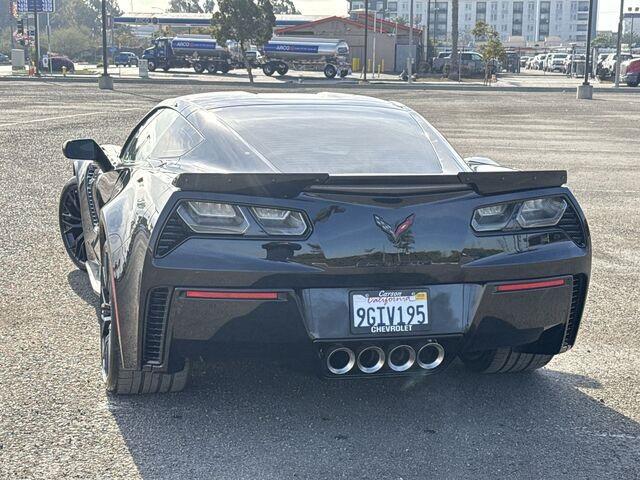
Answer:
xmin=59 ymin=177 xmax=87 ymax=271
xmin=100 ymin=251 xmax=190 ymax=394
xmin=324 ymin=64 xmax=337 ymax=79
xmin=277 ymin=64 xmax=289 ymax=76
xmin=628 ymin=80 xmax=639 ymax=87
xmin=262 ymin=63 xmax=275 ymax=76
xmin=193 ymin=62 xmax=205 ymax=74
xmin=460 ymin=348 xmax=553 ymax=374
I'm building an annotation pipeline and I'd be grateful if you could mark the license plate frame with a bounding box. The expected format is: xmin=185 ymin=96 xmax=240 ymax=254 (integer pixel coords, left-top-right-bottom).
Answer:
xmin=349 ymin=288 xmax=430 ymax=335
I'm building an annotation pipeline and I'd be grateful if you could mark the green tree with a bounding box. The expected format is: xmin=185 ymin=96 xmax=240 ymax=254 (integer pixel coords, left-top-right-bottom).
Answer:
xmin=203 ymin=0 xmax=216 ymax=13
xmin=169 ymin=0 xmax=204 ymax=13
xmin=448 ymin=0 xmax=459 ymax=79
xmin=592 ymin=33 xmax=615 ymax=49
xmin=270 ymin=0 xmax=300 ymax=14
xmin=212 ymin=0 xmax=275 ymax=83
xmin=471 ymin=21 xmax=506 ymax=83
xmin=50 ymin=26 xmax=97 ymax=59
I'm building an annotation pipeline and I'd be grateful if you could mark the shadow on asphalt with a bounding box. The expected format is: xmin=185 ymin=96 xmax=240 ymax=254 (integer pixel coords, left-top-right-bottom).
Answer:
xmin=66 ymin=268 xmax=640 ymax=478
xmin=104 ymin=344 xmax=639 ymax=479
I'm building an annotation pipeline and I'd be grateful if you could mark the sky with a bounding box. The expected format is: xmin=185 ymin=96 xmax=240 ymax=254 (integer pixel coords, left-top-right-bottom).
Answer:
xmin=124 ymin=0 xmax=636 ymax=32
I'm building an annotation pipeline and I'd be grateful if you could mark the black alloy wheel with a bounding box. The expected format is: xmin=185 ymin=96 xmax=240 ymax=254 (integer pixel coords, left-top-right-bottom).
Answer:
xmin=59 ymin=177 xmax=87 ymax=270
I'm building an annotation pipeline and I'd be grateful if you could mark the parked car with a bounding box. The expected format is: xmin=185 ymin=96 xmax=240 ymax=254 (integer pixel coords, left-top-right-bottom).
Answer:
xmin=594 ymin=53 xmax=610 ymax=77
xmin=546 ymin=53 xmax=568 ymax=72
xmin=528 ymin=54 xmax=546 ymax=70
xmin=443 ymin=52 xmax=492 ymax=76
xmin=432 ymin=51 xmax=451 ymax=73
xmin=43 ymin=55 xmax=75 ymax=72
xmin=58 ymin=91 xmax=590 ymax=394
xmin=598 ymin=53 xmax=634 ymax=80
xmin=621 ymin=58 xmax=640 ymax=87
xmin=0 ymin=53 xmax=10 ymax=64
xmin=114 ymin=52 xmax=138 ymax=67
xmin=562 ymin=54 xmax=585 ymax=74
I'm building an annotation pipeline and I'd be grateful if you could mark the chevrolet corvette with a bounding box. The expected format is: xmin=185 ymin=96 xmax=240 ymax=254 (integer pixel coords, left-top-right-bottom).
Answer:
xmin=58 ymin=92 xmax=591 ymax=394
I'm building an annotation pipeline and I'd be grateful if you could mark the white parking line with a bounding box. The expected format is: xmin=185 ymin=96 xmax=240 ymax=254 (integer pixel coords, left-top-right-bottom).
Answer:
xmin=0 ymin=108 xmax=144 ymax=128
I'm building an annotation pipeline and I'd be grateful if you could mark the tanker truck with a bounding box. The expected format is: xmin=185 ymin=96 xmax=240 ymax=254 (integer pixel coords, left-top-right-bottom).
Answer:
xmin=141 ymin=36 xmax=233 ymax=74
xmin=260 ymin=37 xmax=351 ymax=79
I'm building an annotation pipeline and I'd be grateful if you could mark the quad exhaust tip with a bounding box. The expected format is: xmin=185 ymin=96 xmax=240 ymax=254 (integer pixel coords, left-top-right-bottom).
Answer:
xmin=326 ymin=346 xmax=356 ymax=375
xmin=417 ymin=342 xmax=445 ymax=370
xmin=356 ymin=346 xmax=385 ymax=374
xmin=387 ymin=345 xmax=416 ymax=372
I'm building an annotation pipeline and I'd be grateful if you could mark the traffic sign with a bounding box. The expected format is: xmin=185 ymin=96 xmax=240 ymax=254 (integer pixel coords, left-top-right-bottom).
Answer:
xmin=16 ymin=0 xmax=55 ymax=13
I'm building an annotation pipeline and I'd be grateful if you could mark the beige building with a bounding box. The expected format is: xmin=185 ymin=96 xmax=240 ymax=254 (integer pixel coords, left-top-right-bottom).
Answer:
xmin=275 ymin=16 xmax=423 ymax=73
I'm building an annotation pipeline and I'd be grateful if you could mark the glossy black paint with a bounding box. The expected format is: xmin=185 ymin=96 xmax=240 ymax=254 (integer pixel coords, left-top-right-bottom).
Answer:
xmin=63 ymin=98 xmax=591 ymax=378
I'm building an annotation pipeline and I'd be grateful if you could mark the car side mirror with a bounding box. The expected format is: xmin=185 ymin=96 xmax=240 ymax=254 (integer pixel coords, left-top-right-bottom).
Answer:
xmin=63 ymin=139 xmax=114 ymax=172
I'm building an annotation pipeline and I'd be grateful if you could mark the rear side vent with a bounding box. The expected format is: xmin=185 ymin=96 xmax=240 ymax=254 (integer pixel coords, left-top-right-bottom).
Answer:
xmin=557 ymin=204 xmax=586 ymax=247
xmin=156 ymin=212 xmax=191 ymax=257
xmin=562 ymin=275 xmax=587 ymax=351
xmin=143 ymin=288 xmax=170 ymax=364
xmin=85 ymin=164 xmax=99 ymax=227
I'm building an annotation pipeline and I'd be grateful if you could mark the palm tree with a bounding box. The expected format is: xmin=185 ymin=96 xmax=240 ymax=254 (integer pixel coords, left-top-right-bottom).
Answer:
xmin=448 ymin=0 xmax=459 ymax=79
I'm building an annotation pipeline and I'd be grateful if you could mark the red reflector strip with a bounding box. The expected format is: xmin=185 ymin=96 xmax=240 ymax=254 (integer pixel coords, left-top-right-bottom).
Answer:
xmin=496 ymin=279 xmax=566 ymax=292
xmin=185 ymin=290 xmax=280 ymax=300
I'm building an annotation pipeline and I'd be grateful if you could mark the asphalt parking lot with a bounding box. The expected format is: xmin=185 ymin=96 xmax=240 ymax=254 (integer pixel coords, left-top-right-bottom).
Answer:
xmin=1 ymin=81 xmax=639 ymax=479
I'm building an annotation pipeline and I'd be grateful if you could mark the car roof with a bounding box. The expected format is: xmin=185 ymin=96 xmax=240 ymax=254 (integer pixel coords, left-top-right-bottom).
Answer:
xmin=163 ymin=91 xmax=406 ymax=114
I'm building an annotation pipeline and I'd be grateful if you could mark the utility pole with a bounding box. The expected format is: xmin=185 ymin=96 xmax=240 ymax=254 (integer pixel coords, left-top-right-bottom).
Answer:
xmin=99 ymin=0 xmax=113 ymax=89
xmin=33 ymin=10 xmax=40 ymax=75
xmin=426 ymin=0 xmax=431 ymax=69
xmin=408 ymin=0 xmax=414 ymax=83
xmin=363 ymin=0 xmax=369 ymax=81
xmin=577 ymin=0 xmax=595 ymax=98
xmin=614 ymin=0 xmax=625 ymax=88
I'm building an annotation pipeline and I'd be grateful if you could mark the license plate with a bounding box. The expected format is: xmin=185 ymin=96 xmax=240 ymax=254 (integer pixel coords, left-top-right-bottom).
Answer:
xmin=350 ymin=289 xmax=429 ymax=335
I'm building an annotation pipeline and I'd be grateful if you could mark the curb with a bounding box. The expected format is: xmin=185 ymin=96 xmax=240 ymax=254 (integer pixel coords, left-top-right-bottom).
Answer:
xmin=1 ymin=74 xmax=637 ymax=94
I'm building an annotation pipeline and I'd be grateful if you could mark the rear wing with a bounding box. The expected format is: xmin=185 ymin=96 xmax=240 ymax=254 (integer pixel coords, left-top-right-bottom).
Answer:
xmin=173 ymin=171 xmax=567 ymax=198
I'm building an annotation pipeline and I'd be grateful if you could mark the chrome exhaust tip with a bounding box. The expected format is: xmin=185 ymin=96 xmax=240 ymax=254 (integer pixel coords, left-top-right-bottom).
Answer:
xmin=326 ymin=346 xmax=356 ymax=375
xmin=387 ymin=345 xmax=416 ymax=372
xmin=416 ymin=343 xmax=445 ymax=370
xmin=356 ymin=346 xmax=385 ymax=374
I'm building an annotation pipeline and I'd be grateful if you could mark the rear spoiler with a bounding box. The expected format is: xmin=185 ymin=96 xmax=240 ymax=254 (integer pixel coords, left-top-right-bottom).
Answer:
xmin=173 ymin=171 xmax=567 ymax=197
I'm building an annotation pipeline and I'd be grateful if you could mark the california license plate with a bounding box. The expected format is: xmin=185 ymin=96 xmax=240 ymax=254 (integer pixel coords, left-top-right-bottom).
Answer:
xmin=350 ymin=289 xmax=430 ymax=335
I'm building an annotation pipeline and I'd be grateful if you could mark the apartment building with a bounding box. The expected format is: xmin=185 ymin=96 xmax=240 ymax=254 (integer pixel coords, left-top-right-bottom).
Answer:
xmin=348 ymin=0 xmax=598 ymax=45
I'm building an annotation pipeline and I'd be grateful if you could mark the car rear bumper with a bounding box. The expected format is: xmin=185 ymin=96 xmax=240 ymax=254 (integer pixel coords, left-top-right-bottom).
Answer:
xmin=164 ymin=274 xmax=584 ymax=346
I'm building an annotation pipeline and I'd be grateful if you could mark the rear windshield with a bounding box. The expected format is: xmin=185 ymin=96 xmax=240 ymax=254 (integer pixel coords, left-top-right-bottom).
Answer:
xmin=214 ymin=105 xmax=446 ymax=174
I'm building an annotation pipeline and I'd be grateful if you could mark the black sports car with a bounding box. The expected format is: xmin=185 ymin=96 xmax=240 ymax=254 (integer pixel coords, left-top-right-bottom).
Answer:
xmin=59 ymin=92 xmax=591 ymax=394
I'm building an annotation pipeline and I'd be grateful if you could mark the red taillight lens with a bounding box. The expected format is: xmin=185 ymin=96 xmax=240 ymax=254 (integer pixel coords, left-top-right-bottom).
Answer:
xmin=496 ymin=279 xmax=566 ymax=292
xmin=185 ymin=290 xmax=280 ymax=300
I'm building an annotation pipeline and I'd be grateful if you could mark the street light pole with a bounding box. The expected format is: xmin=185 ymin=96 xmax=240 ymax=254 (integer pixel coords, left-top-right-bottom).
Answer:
xmin=577 ymin=0 xmax=595 ymax=98
xmin=614 ymin=0 xmax=625 ymax=88
xmin=583 ymin=0 xmax=594 ymax=86
xmin=363 ymin=0 xmax=369 ymax=81
xmin=99 ymin=0 xmax=113 ymax=89
xmin=408 ymin=0 xmax=414 ymax=83
xmin=426 ymin=0 xmax=431 ymax=69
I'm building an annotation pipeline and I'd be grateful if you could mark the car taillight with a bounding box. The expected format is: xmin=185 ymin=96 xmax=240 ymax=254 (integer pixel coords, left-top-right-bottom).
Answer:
xmin=472 ymin=196 xmax=567 ymax=232
xmin=250 ymin=207 xmax=308 ymax=236
xmin=177 ymin=201 xmax=249 ymax=234
xmin=176 ymin=201 xmax=309 ymax=237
